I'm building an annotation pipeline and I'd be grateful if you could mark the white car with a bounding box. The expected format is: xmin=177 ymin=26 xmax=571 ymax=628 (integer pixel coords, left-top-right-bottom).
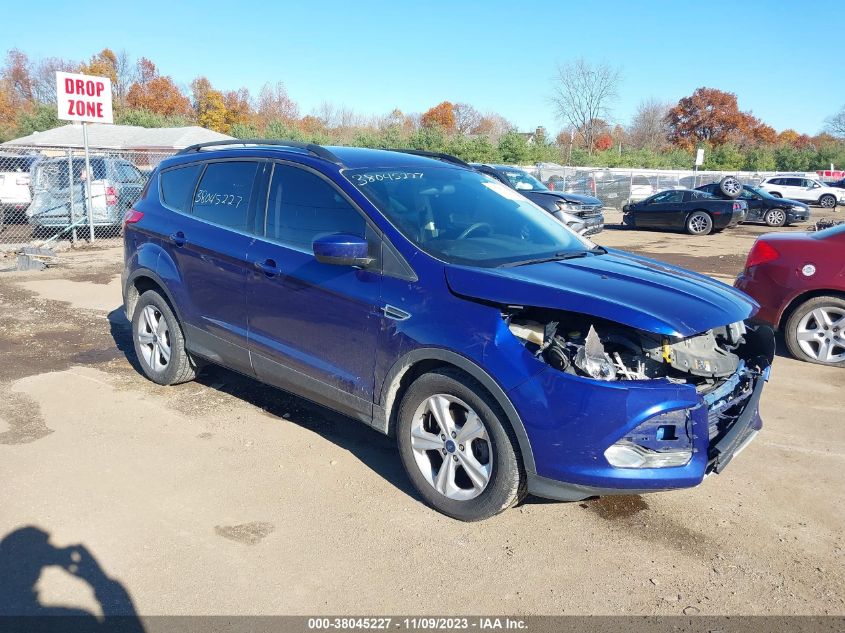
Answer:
xmin=0 ymin=153 xmax=39 ymax=231
xmin=758 ymin=176 xmax=845 ymax=209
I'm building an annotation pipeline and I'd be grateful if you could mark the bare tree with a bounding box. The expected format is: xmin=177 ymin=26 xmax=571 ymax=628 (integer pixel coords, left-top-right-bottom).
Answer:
xmin=628 ymin=98 xmax=672 ymax=150
xmin=453 ymin=103 xmax=481 ymax=134
xmin=825 ymin=104 xmax=845 ymax=138
xmin=550 ymin=58 xmax=621 ymax=154
xmin=113 ymin=49 xmax=135 ymax=108
xmin=31 ymin=57 xmax=78 ymax=104
xmin=256 ymin=81 xmax=299 ymax=125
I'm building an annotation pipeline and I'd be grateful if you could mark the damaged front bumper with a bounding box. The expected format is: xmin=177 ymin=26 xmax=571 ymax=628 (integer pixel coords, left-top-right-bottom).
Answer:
xmin=511 ymin=327 xmax=774 ymax=502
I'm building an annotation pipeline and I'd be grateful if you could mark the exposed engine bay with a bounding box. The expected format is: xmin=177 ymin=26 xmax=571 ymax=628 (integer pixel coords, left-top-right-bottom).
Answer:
xmin=505 ymin=307 xmax=753 ymax=387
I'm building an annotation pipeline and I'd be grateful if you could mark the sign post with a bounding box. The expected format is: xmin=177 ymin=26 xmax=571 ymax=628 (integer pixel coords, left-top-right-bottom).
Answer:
xmin=693 ymin=147 xmax=705 ymax=188
xmin=56 ymin=71 xmax=113 ymax=243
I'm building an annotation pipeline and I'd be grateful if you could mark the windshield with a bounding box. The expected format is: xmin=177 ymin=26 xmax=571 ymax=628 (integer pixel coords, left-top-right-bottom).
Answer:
xmin=345 ymin=167 xmax=590 ymax=267
xmin=499 ymin=169 xmax=548 ymax=192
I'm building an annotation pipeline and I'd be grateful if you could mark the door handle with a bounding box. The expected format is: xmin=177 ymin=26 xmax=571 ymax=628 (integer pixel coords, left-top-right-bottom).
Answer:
xmin=254 ymin=258 xmax=281 ymax=277
xmin=169 ymin=231 xmax=186 ymax=247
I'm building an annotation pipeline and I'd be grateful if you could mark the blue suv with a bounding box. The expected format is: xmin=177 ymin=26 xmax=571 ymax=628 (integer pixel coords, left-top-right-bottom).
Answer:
xmin=122 ymin=141 xmax=774 ymax=521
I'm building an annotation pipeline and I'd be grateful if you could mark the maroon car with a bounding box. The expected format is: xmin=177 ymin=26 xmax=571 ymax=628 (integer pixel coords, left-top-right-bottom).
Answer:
xmin=735 ymin=223 xmax=845 ymax=367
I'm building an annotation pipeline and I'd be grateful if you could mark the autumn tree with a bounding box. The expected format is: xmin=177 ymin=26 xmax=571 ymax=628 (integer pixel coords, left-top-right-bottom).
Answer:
xmin=191 ymin=76 xmax=227 ymax=132
xmin=474 ymin=113 xmax=512 ymax=143
xmin=421 ymin=101 xmax=455 ymax=132
xmin=2 ymin=49 xmax=34 ymax=106
xmin=628 ymin=99 xmax=671 ymax=150
xmin=224 ymin=88 xmax=253 ymax=130
xmin=825 ymin=104 xmax=845 ymax=138
xmin=80 ymin=48 xmax=134 ymax=108
xmin=126 ymin=58 xmax=191 ymax=117
xmin=666 ymin=87 xmax=775 ymax=149
xmin=550 ymin=58 xmax=620 ymax=154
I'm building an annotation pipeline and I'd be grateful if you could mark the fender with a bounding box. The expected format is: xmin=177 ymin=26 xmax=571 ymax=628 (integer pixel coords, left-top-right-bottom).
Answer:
xmin=374 ymin=347 xmax=537 ymax=475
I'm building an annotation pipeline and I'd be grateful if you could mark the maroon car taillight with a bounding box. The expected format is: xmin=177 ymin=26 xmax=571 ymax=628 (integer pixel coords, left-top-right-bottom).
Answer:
xmin=745 ymin=240 xmax=780 ymax=270
xmin=733 ymin=202 xmax=742 ymax=211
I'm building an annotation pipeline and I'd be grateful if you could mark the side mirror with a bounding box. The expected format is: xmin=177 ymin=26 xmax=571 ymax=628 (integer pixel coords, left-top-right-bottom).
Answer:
xmin=312 ymin=233 xmax=373 ymax=267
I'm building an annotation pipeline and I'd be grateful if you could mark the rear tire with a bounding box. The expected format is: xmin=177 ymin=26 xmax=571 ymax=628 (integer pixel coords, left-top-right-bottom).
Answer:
xmin=770 ymin=192 xmax=782 ymax=198
xmin=396 ymin=368 xmax=524 ymax=521
xmin=819 ymin=194 xmax=836 ymax=209
xmin=686 ymin=211 xmax=713 ymax=235
xmin=132 ymin=290 xmax=196 ymax=385
xmin=764 ymin=208 xmax=787 ymax=227
xmin=784 ymin=296 xmax=845 ymax=367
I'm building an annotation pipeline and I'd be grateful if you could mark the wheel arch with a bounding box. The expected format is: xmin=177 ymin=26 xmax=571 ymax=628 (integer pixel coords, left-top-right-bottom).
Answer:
xmin=124 ymin=268 xmax=184 ymax=325
xmin=374 ymin=348 xmax=536 ymax=475
xmin=777 ymin=288 xmax=845 ymax=329
xmin=685 ymin=208 xmax=713 ymax=229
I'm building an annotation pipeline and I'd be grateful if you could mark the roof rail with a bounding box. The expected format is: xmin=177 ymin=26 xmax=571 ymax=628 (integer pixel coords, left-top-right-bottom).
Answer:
xmin=176 ymin=139 xmax=343 ymax=164
xmin=388 ymin=149 xmax=471 ymax=168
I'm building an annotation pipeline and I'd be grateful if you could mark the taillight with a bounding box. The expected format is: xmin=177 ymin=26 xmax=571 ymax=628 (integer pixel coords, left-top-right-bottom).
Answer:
xmin=548 ymin=182 xmax=555 ymax=190
xmin=745 ymin=239 xmax=779 ymax=270
xmin=733 ymin=201 xmax=742 ymax=211
xmin=123 ymin=209 xmax=144 ymax=225
xmin=106 ymin=186 xmax=117 ymax=206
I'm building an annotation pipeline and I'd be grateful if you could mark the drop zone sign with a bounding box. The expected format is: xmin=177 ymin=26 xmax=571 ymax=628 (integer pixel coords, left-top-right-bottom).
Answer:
xmin=56 ymin=71 xmax=113 ymax=124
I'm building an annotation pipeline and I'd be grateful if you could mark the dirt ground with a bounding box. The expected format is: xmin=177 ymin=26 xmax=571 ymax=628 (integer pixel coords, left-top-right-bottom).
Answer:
xmin=0 ymin=213 xmax=843 ymax=617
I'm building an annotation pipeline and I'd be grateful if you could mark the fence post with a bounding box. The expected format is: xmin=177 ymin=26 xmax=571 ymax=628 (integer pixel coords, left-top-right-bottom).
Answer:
xmin=67 ymin=148 xmax=77 ymax=247
xmin=82 ymin=122 xmax=95 ymax=243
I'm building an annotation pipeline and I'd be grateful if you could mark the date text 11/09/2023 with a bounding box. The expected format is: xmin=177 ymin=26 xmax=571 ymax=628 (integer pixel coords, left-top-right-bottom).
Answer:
xmin=307 ymin=618 xmax=528 ymax=630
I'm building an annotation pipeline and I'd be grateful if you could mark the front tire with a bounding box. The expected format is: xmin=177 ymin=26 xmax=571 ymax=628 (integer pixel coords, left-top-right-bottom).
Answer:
xmin=784 ymin=296 xmax=845 ymax=367
xmin=132 ymin=290 xmax=197 ymax=385
xmin=819 ymin=194 xmax=836 ymax=209
xmin=396 ymin=368 xmax=524 ymax=521
xmin=686 ymin=211 xmax=713 ymax=235
xmin=764 ymin=208 xmax=787 ymax=227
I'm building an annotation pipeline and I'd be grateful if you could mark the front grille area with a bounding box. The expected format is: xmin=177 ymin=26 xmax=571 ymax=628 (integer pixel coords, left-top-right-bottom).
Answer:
xmin=703 ymin=370 xmax=755 ymax=443
xmin=573 ymin=203 xmax=603 ymax=218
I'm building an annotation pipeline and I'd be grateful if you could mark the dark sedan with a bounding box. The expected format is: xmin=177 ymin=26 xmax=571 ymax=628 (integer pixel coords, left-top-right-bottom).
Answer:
xmin=622 ymin=189 xmax=747 ymax=235
xmin=475 ymin=165 xmax=604 ymax=235
xmin=735 ymin=223 xmax=845 ymax=366
xmin=696 ymin=183 xmax=810 ymax=227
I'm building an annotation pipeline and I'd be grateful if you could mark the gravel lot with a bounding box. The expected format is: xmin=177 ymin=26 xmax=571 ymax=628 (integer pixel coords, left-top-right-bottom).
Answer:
xmin=0 ymin=213 xmax=843 ymax=617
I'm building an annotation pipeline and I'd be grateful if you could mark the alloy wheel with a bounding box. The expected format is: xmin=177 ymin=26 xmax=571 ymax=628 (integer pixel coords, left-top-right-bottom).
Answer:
xmin=766 ymin=209 xmax=786 ymax=226
xmin=409 ymin=394 xmax=492 ymax=501
xmin=137 ymin=305 xmax=172 ymax=372
xmin=795 ymin=306 xmax=845 ymax=364
xmin=820 ymin=195 xmax=836 ymax=209
xmin=688 ymin=214 xmax=711 ymax=234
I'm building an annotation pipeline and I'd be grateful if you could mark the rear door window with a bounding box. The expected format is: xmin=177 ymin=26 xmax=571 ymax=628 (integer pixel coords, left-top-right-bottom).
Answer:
xmin=264 ymin=164 xmax=366 ymax=250
xmin=191 ymin=161 xmax=260 ymax=232
xmin=160 ymin=164 xmax=202 ymax=212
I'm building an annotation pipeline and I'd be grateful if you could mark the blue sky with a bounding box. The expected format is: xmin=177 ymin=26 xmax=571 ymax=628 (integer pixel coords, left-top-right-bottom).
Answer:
xmin=5 ymin=0 xmax=843 ymax=135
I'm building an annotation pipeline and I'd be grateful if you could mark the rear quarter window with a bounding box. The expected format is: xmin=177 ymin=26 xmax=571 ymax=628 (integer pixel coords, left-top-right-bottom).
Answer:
xmin=160 ymin=164 xmax=202 ymax=212
xmin=190 ymin=161 xmax=260 ymax=232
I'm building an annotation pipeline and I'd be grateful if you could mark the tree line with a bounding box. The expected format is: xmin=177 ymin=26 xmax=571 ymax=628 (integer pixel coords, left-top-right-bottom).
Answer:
xmin=1 ymin=48 xmax=844 ymax=171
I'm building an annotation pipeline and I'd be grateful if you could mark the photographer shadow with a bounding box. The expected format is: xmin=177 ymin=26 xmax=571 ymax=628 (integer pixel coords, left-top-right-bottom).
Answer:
xmin=0 ymin=526 xmax=144 ymax=632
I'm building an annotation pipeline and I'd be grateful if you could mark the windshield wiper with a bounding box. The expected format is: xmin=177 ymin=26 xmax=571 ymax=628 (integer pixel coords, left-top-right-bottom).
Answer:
xmin=499 ymin=246 xmax=606 ymax=268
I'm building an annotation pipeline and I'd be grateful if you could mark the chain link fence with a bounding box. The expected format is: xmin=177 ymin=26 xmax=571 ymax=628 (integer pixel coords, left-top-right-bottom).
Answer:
xmin=0 ymin=145 xmax=175 ymax=249
xmin=527 ymin=165 xmax=782 ymax=210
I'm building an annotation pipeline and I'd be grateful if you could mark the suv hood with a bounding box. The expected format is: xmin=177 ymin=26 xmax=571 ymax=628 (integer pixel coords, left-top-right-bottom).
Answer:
xmin=444 ymin=249 xmax=757 ymax=337
xmin=529 ymin=190 xmax=602 ymax=206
